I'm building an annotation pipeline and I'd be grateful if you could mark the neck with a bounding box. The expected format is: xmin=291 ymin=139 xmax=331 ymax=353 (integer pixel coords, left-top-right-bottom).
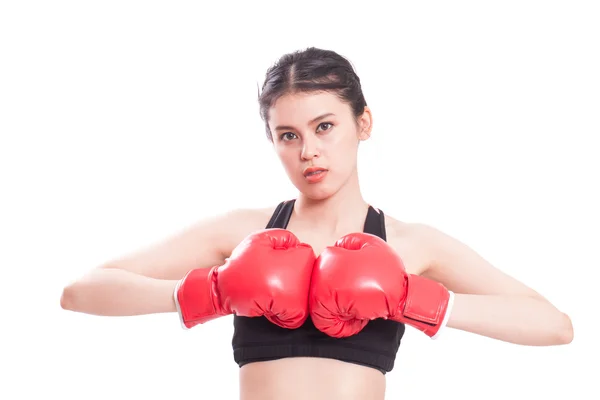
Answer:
xmin=294 ymin=169 xmax=369 ymax=235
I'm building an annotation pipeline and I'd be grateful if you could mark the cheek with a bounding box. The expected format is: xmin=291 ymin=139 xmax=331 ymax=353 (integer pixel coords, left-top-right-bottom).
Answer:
xmin=276 ymin=146 xmax=299 ymax=169
xmin=326 ymin=133 xmax=358 ymax=164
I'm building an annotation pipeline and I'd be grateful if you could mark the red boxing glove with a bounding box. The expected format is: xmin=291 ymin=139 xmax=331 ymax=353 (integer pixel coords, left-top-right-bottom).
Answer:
xmin=309 ymin=232 xmax=454 ymax=338
xmin=174 ymin=229 xmax=316 ymax=329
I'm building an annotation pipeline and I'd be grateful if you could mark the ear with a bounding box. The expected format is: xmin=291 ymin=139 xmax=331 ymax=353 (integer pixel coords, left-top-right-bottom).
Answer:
xmin=357 ymin=106 xmax=373 ymax=141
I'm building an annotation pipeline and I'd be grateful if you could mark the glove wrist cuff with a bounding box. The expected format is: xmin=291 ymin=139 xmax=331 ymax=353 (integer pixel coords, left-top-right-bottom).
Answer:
xmin=174 ymin=266 xmax=221 ymax=329
xmin=394 ymin=274 xmax=452 ymax=338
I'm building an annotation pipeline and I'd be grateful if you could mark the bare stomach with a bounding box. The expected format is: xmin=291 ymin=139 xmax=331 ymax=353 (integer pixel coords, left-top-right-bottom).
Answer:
xmin=239 ymin=357 xmax=386 ymax=400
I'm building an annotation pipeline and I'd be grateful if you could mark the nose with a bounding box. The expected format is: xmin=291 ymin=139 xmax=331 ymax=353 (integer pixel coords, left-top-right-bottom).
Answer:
xmin=301 ymin=136 xmax=320 ymax=160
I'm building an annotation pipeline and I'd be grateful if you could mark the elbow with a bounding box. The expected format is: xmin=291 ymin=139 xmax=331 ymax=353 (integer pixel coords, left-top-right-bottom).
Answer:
xmin=556 ymin=312 xmax=574 ymax=345
xmin=60 ymin=268 xmax=108 ymax=312
xmin=60 ymin=274 xmax=96 ymax=312
xmin=60 ymin=283 xmax=79 ymax=312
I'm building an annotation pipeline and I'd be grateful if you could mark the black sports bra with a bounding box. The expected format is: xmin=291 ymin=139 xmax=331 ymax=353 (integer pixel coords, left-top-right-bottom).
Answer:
xmin=231 ymin=199 xmax=406 ymax=374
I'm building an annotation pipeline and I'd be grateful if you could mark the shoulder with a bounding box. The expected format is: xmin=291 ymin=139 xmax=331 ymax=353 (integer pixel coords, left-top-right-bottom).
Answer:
xmin=384 ymin=215 xmax=436 ymax=244
xmin=215 ymin=204 xmax=279 ymax=254
xmin=220 ymin=205 xmax=276 ymax=226
xmin=383 ymin=215 xmax=452 ymax=275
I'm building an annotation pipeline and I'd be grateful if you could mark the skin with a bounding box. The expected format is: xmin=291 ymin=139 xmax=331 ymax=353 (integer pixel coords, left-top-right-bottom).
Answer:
xmin=61 ymin=90 xmax=574 ymax=400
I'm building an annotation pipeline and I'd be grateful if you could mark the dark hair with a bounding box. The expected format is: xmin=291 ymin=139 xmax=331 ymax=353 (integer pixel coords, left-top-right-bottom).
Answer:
xmin=258 ymin=47 xmax=367 ymax=141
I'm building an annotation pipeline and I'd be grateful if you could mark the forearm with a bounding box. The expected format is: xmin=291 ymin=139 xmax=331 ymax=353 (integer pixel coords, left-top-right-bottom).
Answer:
xmin=445 ymin=293 xmax=573 ymax=346
xmin=61 ymin=268 xmax=178 ymax=316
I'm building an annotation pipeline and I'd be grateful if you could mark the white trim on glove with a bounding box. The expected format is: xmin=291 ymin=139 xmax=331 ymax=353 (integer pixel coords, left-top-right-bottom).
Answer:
xmin=431 ymin=290 xmax=455 ymax=340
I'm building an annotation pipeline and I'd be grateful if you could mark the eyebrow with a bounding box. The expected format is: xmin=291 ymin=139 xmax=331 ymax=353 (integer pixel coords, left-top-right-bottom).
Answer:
xmin=274 ymin=113 xmax=335 ymax=132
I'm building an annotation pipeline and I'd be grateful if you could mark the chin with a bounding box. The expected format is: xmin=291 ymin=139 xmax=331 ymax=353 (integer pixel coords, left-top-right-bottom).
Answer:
xmin=302 ymin=190 xmax=333 ymax=201
xmin=296 ymin=181 xmax=339 ymax=201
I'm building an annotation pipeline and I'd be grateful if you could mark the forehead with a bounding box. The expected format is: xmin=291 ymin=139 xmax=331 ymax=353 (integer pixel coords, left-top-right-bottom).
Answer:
xmin=269 ymin=91 xmax=349 ymax=126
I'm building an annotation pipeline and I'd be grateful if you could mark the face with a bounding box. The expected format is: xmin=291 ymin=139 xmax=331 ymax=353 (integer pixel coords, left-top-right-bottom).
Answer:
xmin=268 ymin=91 xmax=372 ymax=199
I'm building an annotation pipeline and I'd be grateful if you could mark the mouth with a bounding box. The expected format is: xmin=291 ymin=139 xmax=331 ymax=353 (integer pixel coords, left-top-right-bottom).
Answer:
xmin=303 ymin=167 xmax=328 ymax=183
xmin=303 ymin=167 xmax=328 ymax=177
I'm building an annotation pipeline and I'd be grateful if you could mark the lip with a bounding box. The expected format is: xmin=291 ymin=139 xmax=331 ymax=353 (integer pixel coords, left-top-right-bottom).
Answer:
xmin=303 ymin=167 xmax=328 ymax=183
xmin=303 ymin=166 xmax=327 ymax=176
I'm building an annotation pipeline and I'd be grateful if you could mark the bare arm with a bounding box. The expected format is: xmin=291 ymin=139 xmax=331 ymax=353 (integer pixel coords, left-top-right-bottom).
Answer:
xmin=60 ymin=268 xmax=179 ymax=316
xmin=412 ymin=223 xmax=573 ymax=345
xmin=60 ymin=208 xmax=273 ymax=316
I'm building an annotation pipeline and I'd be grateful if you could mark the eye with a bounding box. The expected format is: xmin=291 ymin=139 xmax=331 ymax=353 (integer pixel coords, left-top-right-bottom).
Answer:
xmin=317 ymin=122 xmax=333 ymax=133
xmin=279 ymin=132 xmax=298 ymax=141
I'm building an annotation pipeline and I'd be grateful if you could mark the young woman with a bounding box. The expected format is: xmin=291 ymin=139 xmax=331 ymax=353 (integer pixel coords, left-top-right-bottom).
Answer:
xmin=60 ymin=47 xmax=573 ymax=400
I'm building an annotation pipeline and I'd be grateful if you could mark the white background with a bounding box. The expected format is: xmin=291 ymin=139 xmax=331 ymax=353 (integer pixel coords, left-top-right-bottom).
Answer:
xmin=1 ymin=1 xmax=598 ymax=399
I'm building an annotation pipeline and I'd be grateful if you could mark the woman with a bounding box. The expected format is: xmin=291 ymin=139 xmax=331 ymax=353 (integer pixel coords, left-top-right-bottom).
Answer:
xmin=60 ymin=47 xmax=573 ymax=400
